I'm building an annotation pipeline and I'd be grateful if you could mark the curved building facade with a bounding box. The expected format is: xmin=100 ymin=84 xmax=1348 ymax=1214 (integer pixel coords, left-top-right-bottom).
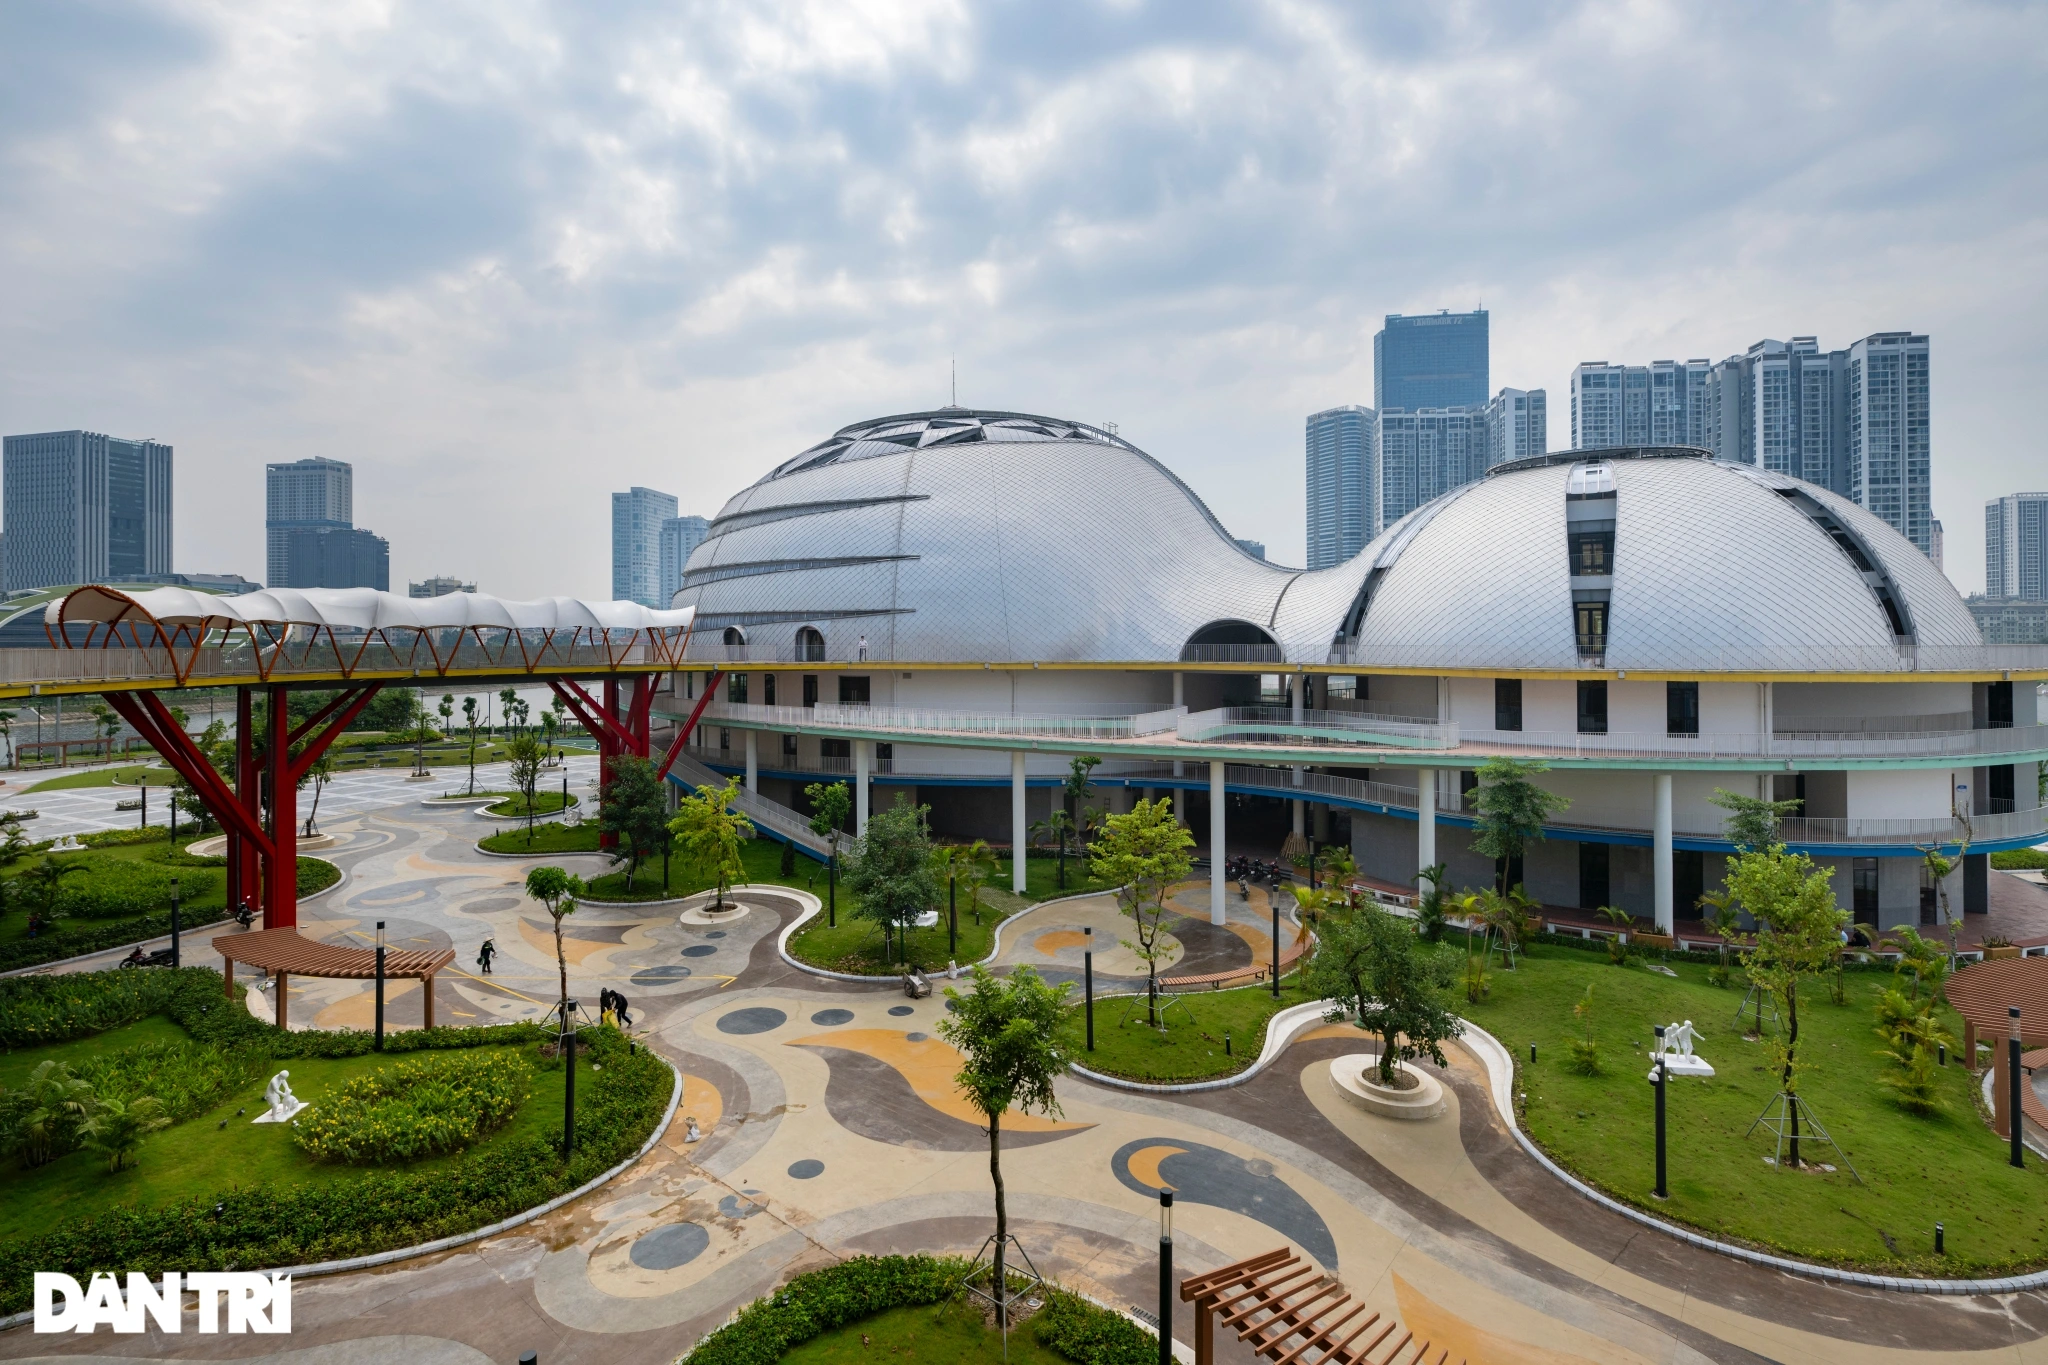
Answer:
xmin=671 ymin=409 xmax=2048 ymax=944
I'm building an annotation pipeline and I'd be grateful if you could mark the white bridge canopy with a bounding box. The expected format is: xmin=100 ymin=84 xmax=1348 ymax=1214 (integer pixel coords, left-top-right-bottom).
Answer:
xmin=49 ymin=585 xmax=696 ymax=635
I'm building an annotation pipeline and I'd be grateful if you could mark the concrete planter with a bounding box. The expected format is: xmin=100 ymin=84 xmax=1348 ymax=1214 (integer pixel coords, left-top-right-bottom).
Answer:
xmin=1330 ymin=1052 xmax=1446 ymax=1120
xmin=1635 ymin=932 xmax=1675 ymax=951
xmin=1986 ymin=944 xmax=2023 ymax=960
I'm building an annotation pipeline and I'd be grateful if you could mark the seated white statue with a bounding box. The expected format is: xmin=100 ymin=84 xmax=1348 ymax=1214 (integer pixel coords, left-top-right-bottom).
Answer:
xmin=251 ymin=1069 xmax=309 ymax=1124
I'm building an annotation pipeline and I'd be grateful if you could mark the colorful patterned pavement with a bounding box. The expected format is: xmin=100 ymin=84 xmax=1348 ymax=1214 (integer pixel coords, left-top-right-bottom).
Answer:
xmin=7 ymin=779 xmax=2048 ymax=1363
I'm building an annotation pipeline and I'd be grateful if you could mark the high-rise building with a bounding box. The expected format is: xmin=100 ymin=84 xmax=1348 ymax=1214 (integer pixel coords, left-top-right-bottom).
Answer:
xmin=1484 ymin=388 xmax=1547 ymax=468
xmin=1986 ymin=492 xmax=2048 ymax=600
xmin=1305 ymin=405 xmax=1374 ymax=569
xmin=1234 ymin=539 xmax=1267 ymax=561
xmin=1572 ymin=331 xmax=1932 ymax=555
xmin=1373 ymin=310 xmax=1488 ymax=412
xmin=280 ymin=526 xmax=388 ymax=591
xmin=266 ymin=457 xmax=352 ymax=587
xmin=1375 ymin=407 xmax=1488 ymax=530
xmin=409 ymin=575 xmax=477 ymax=598
xmin=1 ymin=430 xmax=172 ymax=591
xmin=613 ymin=487 xmax=679 ymax=607
xmin=1847 ymin=332 xmax=1932 ymax=554
xmin=658 ymin=514 xmax=710 ymax=606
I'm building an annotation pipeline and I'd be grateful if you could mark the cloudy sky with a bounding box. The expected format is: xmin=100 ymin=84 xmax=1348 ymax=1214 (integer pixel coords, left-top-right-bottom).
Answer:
xmin=2 ymin=0 xmax=2043 ymax=597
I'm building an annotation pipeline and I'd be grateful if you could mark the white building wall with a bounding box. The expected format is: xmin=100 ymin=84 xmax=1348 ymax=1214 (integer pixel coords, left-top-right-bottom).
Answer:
xmin=1846 ymin=768 xmax=1954 ymax=820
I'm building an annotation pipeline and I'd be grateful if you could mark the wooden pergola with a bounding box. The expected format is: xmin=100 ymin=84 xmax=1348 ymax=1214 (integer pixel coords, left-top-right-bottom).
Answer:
xmin=1180 ymin=1248 xmax=1462 ymax=1365
xmin=1943 ymin=956 xmax=2048 ymax=1140
xmin=220 ymin=928 xmax=455 ymax=1031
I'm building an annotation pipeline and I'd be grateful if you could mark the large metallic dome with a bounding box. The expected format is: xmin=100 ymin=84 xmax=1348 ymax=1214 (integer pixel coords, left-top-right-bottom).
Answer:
xmin=677 ymin=409 xmax=1293 ymax=663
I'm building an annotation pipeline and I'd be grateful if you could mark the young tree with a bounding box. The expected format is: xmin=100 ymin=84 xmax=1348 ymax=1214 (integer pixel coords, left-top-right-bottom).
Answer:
xmin=1305 ymin=899 xmax=1461 ymax=1086
xmin=1087 ymin=796 xmax=1195 ymax=1026
xmin=936 ymin=964 xmax=1073 ymax=1328
xmin=409 ymin=690 xmax=433 ymax=776
xmin=841 ymin=795 xmax=939 ymax=964
xmin=301 ymin=750 xmax=336 ymax=837
xmin=506 ymin=734 xmax=546 ymax=843
xmin=671 ymin=776 xmax=756 ymax=910
xmin=170 ymin=719 xmax=230 ymax=836
xmin=525 ymin=864 xmax=585 ymax=1010
xmin=1918 ymin=812 xmax=1974 ymax=966
xmin=461 ymin=696 xmax=481 ymax=794
xmin=1053 ymin=755 xmax=1101 ymax=889
xmin=1412 ymin=862 xmax=1450 ymax=942
xmin=1727 ymin=846 xmax=1848 ymax=1167
xmin=438 ymin=693 xmax=455 ymax=737
xmin=1708 ymin=788 xmax=1805 ymax=851
xmin=805 ymin=780 xmax=853 ymax=924
xmin=599 ymin=755 xmax=670 ymax=891
xmin=1471 ymin=758 xmax=1570 ymax=893
xmin=540 ymin=710 xmax=560 ymax=763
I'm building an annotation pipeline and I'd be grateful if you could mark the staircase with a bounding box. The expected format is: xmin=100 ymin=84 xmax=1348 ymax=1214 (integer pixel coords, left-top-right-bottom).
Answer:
xmin=667 ymin=753 xmax=834 ymax=860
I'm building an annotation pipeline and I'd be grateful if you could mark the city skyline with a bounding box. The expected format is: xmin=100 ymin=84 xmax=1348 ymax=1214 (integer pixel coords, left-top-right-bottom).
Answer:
xmin=0 ymin=5 xmax=2039 ymax=593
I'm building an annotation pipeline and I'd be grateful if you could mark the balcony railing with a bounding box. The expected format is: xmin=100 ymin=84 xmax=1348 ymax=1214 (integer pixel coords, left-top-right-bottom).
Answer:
xmin=1460 ymin=723 xmax=2048 ymax=761
xmin=1179 ymin=643 xmax=1286 ymax=664
xmin=1178 ymin=705 xmax=1457 ymax=750
xmin=1323 ymin=640 xmax=2048 ymax=673
xmin=684 ymin=700 xmax=1187 ymax=741
xmin=0 ymin=640 xmax=662 ymax=687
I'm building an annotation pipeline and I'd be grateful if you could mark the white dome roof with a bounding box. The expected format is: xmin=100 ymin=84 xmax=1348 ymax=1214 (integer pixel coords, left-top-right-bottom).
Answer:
xmin=682 ymin=421 xmax=1981 ymax=673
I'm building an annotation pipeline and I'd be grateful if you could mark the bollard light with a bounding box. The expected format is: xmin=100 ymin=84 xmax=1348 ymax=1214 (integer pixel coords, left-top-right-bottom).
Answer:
xmin=2011 ymin=1006 xmax=2025 ymax=1170
xmin=562 ymin=997 xmax=581 ymax=1157
xmin=374 ymin=921 xmax=387 ymax=1051
xmin=1530 ymin=1042 xmax=1537 ymax=1065
xmin=1935 ymin=1222 xmax=1945 ymax=1255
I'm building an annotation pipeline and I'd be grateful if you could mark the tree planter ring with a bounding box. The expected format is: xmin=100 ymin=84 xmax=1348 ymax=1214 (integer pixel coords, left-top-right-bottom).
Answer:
xmin=1330 ymin=1052 xmax=1447 ymax=1120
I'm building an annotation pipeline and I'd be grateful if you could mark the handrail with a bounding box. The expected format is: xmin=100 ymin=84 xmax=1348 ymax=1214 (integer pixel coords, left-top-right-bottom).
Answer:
xmin=1459 ymin=723 xmax=2048 ymax=761
xmin=1178 ymin=705 xmax=1457 ymax=750
xmin=666 ymin=753 xmax=833 ymax=858
xmin=685 ymin=700 xmax=1187 ymax=741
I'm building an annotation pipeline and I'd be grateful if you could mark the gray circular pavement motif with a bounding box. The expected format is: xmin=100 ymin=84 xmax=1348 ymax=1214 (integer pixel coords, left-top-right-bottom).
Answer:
xmin=809 ymin=1008 xmax=854 ymax=1026
xmin=629 ymin=1222 xmax=710 ymax=1270
xmin=462 ymin=896 xmax=522 ymax=913
xmin=906 ymin=1032 xmax=928 ymax=1042
xmin=704 ymin=930 xmax=727 ymax=939
xmin=632 ymin=965 xmax=693 ymax=986
xmin=716 ymin=1007 xmax=787 ymax=1035
xmin=681 ymin=945 xmax=718 ymax=958
xmin=888 ymin=1005 xmax=914 ymax=1017
xmin=788 ymin=1159 xmax=825 ymax=1180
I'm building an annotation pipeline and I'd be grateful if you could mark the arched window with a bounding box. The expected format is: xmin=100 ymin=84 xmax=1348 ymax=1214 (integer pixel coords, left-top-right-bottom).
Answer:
xmin=1180 ymin=619 xmax=1283 ymax=664
xmin=796 ymin=626 xmax=826 ymax=662
xmin=722 ymin=626 xmax=746 ymax=646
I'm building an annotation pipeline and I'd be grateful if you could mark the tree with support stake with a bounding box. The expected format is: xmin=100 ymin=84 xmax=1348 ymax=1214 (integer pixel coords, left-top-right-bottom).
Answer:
xmin=1727 ymin=845 xmax=1861 ymax=1177
xmin=804 ymin=781 xmax=851 ymax=929
xmin=524 ymin=865 xmax=584 ymax=1014
xmin=937 ymin=964 xmax=1072 ymax=1338
xmin=1089 ymin=796 xmax=1194 ymax=1030
xmin=671 ymin=776 xmax=754 ymax=911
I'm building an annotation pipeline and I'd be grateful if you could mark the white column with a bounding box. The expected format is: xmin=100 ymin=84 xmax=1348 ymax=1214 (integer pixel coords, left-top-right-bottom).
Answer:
xmin=854 ymin=739 xmax=870 ymax=834
xmin=1011 ymin=750 xmax=1028 ymax=894
xmin=1291 ymin=673 xmax=1305 ymax=834
xmin=744 ymin=730 xmax=758 ymax=794
xmin=1653 ymin=773 xmax=1674 ymax=933
xmin=1417 ymin=768 xmax=1436 ymax=874
xmin=1171 ymin=671 xmax=1186 ymax=783
xmin=1209 ymin=760 xmax=1227 ymax=925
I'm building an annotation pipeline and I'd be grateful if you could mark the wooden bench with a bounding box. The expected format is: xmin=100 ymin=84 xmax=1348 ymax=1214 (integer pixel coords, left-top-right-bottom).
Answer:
xmin=1162 ymin=938 xmax=1311 ymax=993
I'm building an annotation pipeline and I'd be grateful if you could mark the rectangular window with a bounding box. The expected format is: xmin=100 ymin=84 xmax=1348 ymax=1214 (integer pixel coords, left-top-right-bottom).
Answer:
xmin=1990 ymin=764 xmax=2016 ymax=815
xmin=1988 ymin=680 xmax=2014 ymax=729
xmin=1577 ymin=680 xmax=1608 ymax=734
xmin=821 ymin=738 xmax=851 ymax=760
xmin=838 ymin=676 xmax=871 ymax=706
xmin=763 ymin=674 xmax=777 ymax=707
xmin=1579 ymin=841 xmax=1611 ymax=910
xmin=1666 ymin=681 xmax=1699 ymax=737
xmin=718 ymin=727 xmax=730 ymax=752
xmin=781 ymin=733 xmax=797 ymax=759
xmin=726 ymin=673 xmax=748 ymax=704
xmin=802 ymin=674 xmax=818 ymax=709
xmin=1852 ymin=857 xmax=1879 ymax=925
xmin=1675 ymin=850 xmax=1705 ymax=920
xmin=1494 ymin=678 xmax=1522 ymax=731
xmin=875 ymin=742 xmax=893 ymax=774
xmin=1574 ymin=599 xmax=1609 ymax=656
xmin=1325 ymin=675 xmax=1358 ymax=701
xmin=1459 ymin=770 xmax=1478 ymax=811
xmin=1568 ymin=530 xmax=1614 ymax=576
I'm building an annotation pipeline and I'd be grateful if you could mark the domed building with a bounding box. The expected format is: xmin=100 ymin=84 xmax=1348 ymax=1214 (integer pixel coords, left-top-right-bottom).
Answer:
xmin=672 ymin=409 xmax=2047 ymax=943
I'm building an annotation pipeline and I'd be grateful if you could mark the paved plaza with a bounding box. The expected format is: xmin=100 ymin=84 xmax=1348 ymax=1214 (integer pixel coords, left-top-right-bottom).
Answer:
xmin=6 ymin=771 xmax=2048 ymax=1364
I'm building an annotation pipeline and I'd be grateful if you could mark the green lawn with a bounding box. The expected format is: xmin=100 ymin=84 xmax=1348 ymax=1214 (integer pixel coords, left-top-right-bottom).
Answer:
xmin=24 ymin=765 xmax=181 ymax=793
xmin=1065 ymin=980 xmax=1316 ymax=1083
xmin=779 ymin=1300 xmax=1068 ymax=1364
xmin=1460 ymin=946 xmax=2048 ymax=1274
xmin=0 ymin=1018 xmax=577 ymax=1244
xmin=580 ymin=837 xmax=818 ymax=904
xmin=479 ymin=821 xmax=604 ymax=855
xmin=484 ymin=791 xmax=578 ymax=818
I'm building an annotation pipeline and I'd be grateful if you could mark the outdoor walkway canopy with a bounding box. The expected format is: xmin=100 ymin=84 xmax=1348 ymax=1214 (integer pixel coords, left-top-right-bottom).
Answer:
xmin=45 ymin=584 xmax=697 ymax=683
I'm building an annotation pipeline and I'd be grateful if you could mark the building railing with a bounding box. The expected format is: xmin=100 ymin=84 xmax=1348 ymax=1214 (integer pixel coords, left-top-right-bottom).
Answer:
xmin=683 ymin=700 xmax=1187 ymax=741
xmin=1177 ymin=705 xmax=1458 ymax=750
xmin=0 ymin=640 xmax=662 ymax=686
xmin=666 ymin=752 xmax=834 ymax=857
xmin=1179 ymin=643 xmax=1286 ymax=664
xmin=1323 ymin=641 xmax=2048 ymax=673
xmin=683 ymin=743 xmax=1163 ymax=783
xmin=1774 ymin=710 xmax=1977 ymax=736
xmin=1459 ymin=723 xmax=2048 ymax=761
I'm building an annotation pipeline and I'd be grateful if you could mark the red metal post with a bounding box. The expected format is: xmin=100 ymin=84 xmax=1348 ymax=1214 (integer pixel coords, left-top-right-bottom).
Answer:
xmin=655 ymin=668 xmax=723 ymax=781
xmin=267 ymin=684 xmax=296 ymax=929
xmin=234 ymin=688 xmax=257 ymax=917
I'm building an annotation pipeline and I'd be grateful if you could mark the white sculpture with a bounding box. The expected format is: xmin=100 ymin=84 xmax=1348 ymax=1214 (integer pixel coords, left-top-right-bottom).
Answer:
xmin=251 ymin=1070 xmax=309 ymax=1124
xmin=1649 ymin=1020 xmax=1715 ymax=1078
xmin=684 ymin=1116 xmax=703 ymax=1144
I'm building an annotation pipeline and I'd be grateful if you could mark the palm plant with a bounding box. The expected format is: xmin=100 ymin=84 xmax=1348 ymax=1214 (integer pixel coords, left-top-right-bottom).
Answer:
xmin=81 ymin=1095 xmax=169 ymax=1171
xmin=20 ymin=1060 xmax=95 ymax=1167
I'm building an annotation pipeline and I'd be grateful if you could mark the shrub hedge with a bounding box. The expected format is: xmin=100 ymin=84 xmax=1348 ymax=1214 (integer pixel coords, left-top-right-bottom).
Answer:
xmin=1992 ymin=848 xmax=2048 ymax=871
xmin=295 ymin=1050 xmax=533 ymax=1164
xmin=0 ymin=1009 xmax=670 ymax=1314
xmin=677 ymin=1255 xmax=1160 ymax=1365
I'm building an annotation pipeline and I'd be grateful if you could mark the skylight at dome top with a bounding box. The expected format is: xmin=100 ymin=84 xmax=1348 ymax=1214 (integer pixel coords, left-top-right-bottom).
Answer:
xmin=763 ymin=408 xmax=1138 ymax=482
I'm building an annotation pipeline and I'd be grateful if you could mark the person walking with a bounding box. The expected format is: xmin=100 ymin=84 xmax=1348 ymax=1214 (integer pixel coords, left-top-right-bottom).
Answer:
xmin=612 ymin=988 xmax=632 ymax=1028
xmin=477 ymin=937 xmax=497 ymax=975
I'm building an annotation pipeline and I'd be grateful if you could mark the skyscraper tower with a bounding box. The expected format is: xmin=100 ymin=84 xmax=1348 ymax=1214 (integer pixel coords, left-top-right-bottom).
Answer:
xmin=2 ymin=430 xmax=172 ymax=591
xmin=267 ymin=457 xmax=353 ymax=586
xmin=1305 ymin=406 xmax=1374 ymax=569
xmin=1373 ymin=310 xmax=1489 ymax=412
xmin=612 ymin=486 xmax=680 ymax=607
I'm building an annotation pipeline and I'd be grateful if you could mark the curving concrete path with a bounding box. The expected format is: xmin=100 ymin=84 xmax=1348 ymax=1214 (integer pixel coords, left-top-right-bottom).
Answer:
xmin=5 ymin=777 xmax=2048 ymax=1364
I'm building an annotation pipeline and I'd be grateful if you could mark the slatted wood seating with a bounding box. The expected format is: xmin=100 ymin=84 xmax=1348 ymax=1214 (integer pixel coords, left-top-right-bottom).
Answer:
xmin=1180 ymin=1248 xmax=1462 ymax=1365
xmin=1161 ymin=936 xmax=1311 ymax=993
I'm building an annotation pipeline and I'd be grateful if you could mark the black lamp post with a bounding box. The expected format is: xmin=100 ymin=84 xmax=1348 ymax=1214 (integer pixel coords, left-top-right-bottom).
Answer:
xmin=1157 ymin=1189 xmax=1174 ymax=1365
xmin=139 ymin=779 xmax=147 ymax=831
xmin=827 ymin=849 xmax=837 ymax=928
xmin=948 ymin=873 xmax=957 ymax=957
xmin=169 ymin=876 xmax=181 ymax=969
xmin=374 ymin=921 xmax=387 ymax=1051
xmin=1084 ymin=926 xmax=1095 ymax=1052
xmin=1651 ymin=1024 xmax=1668 ymax=1199
xmin=2012 ymin=1005 xmax=2025 ymax=1170
xmin=1308 ymin=835 xmax=1318 ymax=890
xmin=1270 ymin=895 xmax=1281 ymax=999
xmin=562 ymin=998 xmax=580 ymax=1157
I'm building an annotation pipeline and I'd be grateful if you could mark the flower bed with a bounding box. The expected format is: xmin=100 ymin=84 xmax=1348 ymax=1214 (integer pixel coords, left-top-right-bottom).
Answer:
xmin=295 ymin=1050 xmax=533 ymax=1163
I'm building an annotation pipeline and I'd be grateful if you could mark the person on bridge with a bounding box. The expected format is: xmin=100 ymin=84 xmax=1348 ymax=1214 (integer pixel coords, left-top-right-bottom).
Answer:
xmin=477 ymin=937 xmax=496 ymax=975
